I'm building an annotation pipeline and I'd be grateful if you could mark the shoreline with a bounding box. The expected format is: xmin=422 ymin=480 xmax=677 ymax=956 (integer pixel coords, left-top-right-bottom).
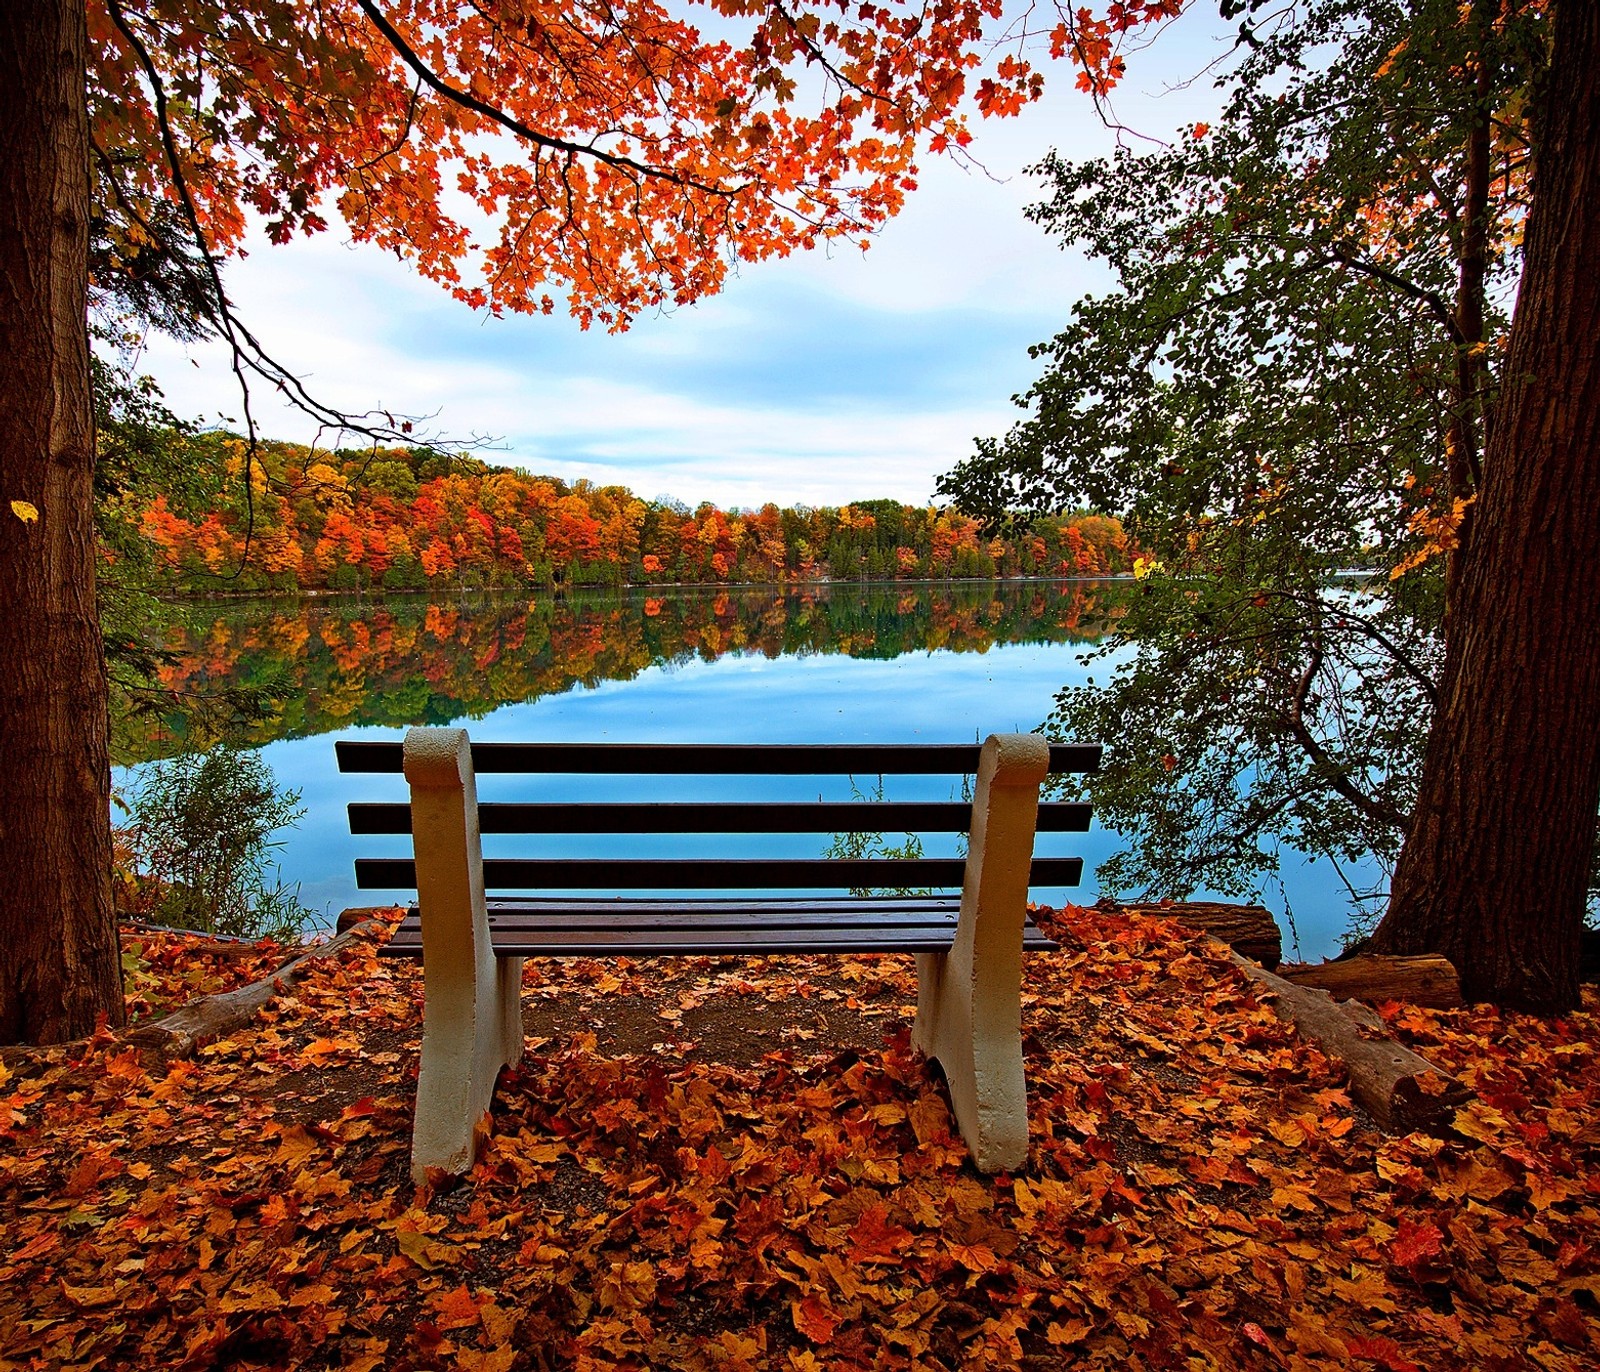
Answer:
xmin=138 ymin=573 xmax=1140 ymax=605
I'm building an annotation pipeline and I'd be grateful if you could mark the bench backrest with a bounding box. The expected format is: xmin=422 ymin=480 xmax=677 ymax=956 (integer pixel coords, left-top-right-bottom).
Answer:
xmin=336 ymin=740 xmax=1100 ymax=896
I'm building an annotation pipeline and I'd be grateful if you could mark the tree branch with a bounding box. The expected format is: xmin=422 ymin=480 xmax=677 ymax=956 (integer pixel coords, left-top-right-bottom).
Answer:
xmin=102 ymin=0 xmax=472 ymax=578
xmin=1327 ymin=243 xmax=1468 ymax=347
xmin=355 ymin=0 xmax=739 ymax=198
xmin=1279 ymin=642 xmax=1411 ymax=833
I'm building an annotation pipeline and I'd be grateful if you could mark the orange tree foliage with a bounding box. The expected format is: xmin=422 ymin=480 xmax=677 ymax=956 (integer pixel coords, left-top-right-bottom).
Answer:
xmin=3 ymin=904 xmax=1598 ymax=1368
xmin=123 ymin=437 xmax=1132 ymax=591
xmin=88 ymin=0 xmax=1053 ymax=332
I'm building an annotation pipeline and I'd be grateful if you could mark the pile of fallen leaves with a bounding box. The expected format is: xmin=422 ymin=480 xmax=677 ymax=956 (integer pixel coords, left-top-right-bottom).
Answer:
xmin=2 ymin=906 xmax=1596 ymax=1370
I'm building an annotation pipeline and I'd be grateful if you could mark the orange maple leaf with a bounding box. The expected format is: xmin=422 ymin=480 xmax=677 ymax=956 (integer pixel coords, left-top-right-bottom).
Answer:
xmin=430 ymin=1283 xmax=483 ymax=1330
xmin=791 ymin=1293 xmax=842 ymax=1344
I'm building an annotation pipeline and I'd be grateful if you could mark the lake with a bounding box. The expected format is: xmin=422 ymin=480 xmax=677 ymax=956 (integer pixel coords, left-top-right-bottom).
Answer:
xmin=117 ymin=580 xmax=1363 ymax=959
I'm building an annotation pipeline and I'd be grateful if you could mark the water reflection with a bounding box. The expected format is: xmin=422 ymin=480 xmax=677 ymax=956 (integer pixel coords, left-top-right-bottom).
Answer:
xmin=113 ymin=578 xmax=1370 ymax=957
xmin=121 ymin=580 xmax=1129 ymax=762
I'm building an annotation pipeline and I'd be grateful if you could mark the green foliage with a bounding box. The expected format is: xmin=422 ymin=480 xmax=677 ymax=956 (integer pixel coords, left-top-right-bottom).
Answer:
xmin=940 ymin=0 xmax=1539 ymax=910
xmin=364 ymin=459 xmax=419 ymax=503
xmin=119 ymin=745 xmax=314 ymax=942
xmin=1051 ymin=569 xmax=1437 ymax=921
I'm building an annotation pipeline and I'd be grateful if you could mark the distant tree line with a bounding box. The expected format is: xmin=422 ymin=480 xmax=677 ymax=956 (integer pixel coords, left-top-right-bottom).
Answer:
xmin=120 ymin=437 xmax=1133 ymax=593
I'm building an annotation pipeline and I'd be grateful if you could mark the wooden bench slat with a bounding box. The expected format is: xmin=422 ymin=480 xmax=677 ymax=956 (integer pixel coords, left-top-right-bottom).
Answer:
xmin=337 ymin=740 xmax=1102 ymax=776
xmin=485 ymin=895 xmax=963 ymax=914
xmin=356 ymin=855 xmax=1085 ymax=890
xmin=387 ymin=930 xmax=1048 ymax=955
xmin=347 ymin=800 xmax=1094 ymax=835
xmin=379 ymin=908 xmax=1058 ymax=957
xmin=479 ymin=903 xmax=966 ymax=930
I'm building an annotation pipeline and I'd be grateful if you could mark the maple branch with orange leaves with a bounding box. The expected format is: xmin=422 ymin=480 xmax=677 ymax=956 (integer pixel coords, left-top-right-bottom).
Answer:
xmin=354 ymin=0 xmax=745 ymax=199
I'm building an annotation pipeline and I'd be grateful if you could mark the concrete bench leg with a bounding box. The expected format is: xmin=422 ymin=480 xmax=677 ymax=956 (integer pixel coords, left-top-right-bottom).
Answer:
xmin=403 ymin=727 xmax=524 ymax=1183
xmin=912 ymin=733 xmax=1049 ymax=1172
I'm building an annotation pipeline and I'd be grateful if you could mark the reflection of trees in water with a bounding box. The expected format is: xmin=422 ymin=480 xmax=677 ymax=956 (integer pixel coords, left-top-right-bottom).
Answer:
xmin=121 ymin=581 xmax=1129 ymax=761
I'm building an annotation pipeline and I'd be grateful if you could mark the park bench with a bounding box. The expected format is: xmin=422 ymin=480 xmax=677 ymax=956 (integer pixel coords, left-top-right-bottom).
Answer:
xmin=336 ymin=727 xmax=1100 ymax=1182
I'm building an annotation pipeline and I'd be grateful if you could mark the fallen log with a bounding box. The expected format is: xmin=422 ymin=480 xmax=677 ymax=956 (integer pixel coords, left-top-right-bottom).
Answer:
xmin=128 ymin=919 xmax=384 ymax=1059
xmin=122 ymin=921 xmax=265 ymax=957
xmin=1227 ymin=951 xmax=1472 ymax=1134
xmin=1111 ymin=900 xmax=1282 ymax=970
xmin=337 ymin=905 xmax=402 ymax=933
xmin=1278 ymin=954 xmax=1464 ymax=1009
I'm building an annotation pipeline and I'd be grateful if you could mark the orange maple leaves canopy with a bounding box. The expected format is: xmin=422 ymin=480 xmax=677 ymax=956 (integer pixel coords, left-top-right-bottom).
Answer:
xmin=87 ymin=0 xmax=1048 ymax=329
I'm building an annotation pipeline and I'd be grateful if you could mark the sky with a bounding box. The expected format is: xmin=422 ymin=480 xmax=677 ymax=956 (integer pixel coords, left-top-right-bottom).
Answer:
xmin=136 ymin=11 xmax=1237 ymax=513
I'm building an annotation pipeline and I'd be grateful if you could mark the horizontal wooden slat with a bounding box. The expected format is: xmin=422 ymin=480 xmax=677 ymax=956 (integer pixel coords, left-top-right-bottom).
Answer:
xmin=490 ymin=896 xmax=962 ymax=915
xmin=385 ymin=928 xmax=1058 ymax=956
xmin=414 ymin=895 xmax=966 ymax=931
xmin=336 ymin=739 xmax=1102 ymax=776
xmin=355 ymin=856 xmax=1084 ymax=891
xmin=347 ymin=800 xmax=1094 ymax=836
xmin=379 ymin=899 xmax=1058 ymax=958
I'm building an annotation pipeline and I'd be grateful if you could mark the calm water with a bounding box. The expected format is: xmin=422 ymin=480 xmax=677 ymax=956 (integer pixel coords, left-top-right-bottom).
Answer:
xmin=118 ymin=581 xmax=1360 ymax=959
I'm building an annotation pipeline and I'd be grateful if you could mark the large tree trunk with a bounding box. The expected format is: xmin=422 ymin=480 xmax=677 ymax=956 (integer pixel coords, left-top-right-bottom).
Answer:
xmin=0 ymin=0 xmax=123 ymax=1042
xmin=1372 ymin=1 xmax=1600 ymax=1013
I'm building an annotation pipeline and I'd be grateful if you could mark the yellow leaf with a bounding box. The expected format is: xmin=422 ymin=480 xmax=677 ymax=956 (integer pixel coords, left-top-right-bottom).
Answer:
xmin=60 ymin=1281 xmax=119 ymax=1309
xmin=397 ymin=1229 xmax=457 ymax=1270
xmin=1268 ymin=1119 xmax=1307 ymax=1148
xmin=10 ymin=500 xmax=38 ymax=524
xmin=1451 ymin=1102 xmax=1509 ymax=1143
xmin=947 ymin=1241 xmax=1000 ymax=1273
xmin=1047 ymin=1318 xmax=1093 ymax=1346
xmin=1526 ymin=1172 xmax=1578 ymax=1211
xmin=219 ymin=1282 xmax=282 ymax=1313
xmin=299 ymin=1034 xmax=360 ymax=1064
xmin=1269 ymin=1186 xmax=1318 ymax=1213
xmin=274 ymin=1124 xmax=318 ymax=1169
xmin=456 ymin=1351 xmax=517 ymax=1372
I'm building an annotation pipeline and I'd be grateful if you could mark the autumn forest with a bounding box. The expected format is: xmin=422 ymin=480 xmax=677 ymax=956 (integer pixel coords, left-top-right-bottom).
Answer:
xmin=126 ymin=437 xmax=1133 ymax=594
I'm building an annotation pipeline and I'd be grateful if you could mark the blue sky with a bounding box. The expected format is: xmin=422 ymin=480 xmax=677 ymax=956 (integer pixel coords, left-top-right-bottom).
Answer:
xmin=138 ymin=11 xmax=1234 ymax=511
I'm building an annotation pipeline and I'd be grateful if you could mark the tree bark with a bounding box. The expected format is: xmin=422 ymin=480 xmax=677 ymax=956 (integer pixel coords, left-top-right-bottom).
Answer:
xmin=0 ymin=0 xmax=122 ymax=1042
xmin=1373 ymin=2 xmax=1600 ymax=1013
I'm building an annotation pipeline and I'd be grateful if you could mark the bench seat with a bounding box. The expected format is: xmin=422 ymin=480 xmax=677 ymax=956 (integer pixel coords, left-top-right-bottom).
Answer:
xmin=381 ymin=895 xmax=1060 ymax=957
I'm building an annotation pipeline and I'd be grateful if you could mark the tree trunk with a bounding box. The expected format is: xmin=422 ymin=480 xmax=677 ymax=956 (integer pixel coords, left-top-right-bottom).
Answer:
xmin=1372 ymin=1 xmax=1600 ymax=1013
xmin=0 ymin=0 xmax=122 ymax=1042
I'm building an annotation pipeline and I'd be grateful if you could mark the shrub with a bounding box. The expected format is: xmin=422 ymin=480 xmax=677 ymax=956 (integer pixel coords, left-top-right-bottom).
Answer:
xmin=120 ymin=744 xmax=314 ymax=942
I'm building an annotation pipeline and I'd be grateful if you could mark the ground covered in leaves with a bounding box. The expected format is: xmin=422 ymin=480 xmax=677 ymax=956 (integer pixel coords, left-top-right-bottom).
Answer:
xmin=2 ymin=907 xmax=1598 ymax=1370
